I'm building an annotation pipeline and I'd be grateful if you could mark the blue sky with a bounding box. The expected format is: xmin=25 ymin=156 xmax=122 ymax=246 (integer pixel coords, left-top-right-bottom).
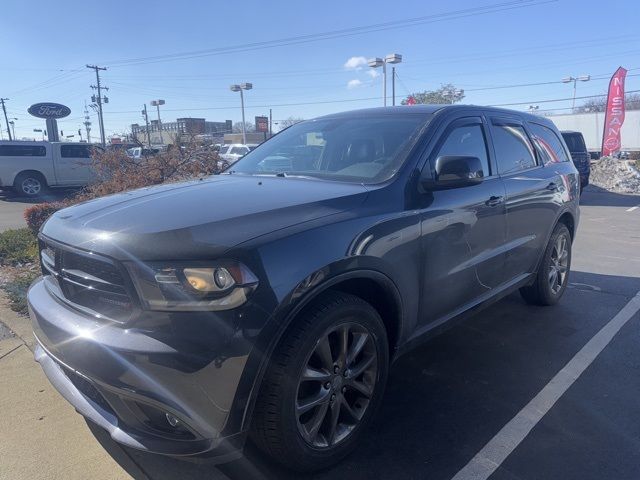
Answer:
xmin=1 ymin=0 xmax=639 ymax=140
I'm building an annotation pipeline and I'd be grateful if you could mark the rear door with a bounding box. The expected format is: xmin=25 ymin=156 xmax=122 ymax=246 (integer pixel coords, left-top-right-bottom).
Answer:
xmin=418 ymin=115 xmax=508 ymax=327
xmin=487 ymin=116 xmax=564 ymax=280
xmin=53 ymin=144 xmax=95 ymax=185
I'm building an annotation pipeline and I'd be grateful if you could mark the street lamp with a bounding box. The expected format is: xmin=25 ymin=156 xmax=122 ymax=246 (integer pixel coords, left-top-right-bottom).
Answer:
xmin=562 ymin=75 xmax=590 ymax=110
xmin=368 ymin=53 xmax=402 ymax=106
xmin=8 ymin=119 xmax=17 ymax=139
xmin=150 ymin=100 xmax=165 ymax=143
xmin=230 ymin=83 xmax=252 ymax=144
xmin=528 ymin=105 xmax=539 ymax=114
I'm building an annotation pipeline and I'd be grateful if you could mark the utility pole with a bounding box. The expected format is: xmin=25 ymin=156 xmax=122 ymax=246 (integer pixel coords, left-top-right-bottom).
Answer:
xmin=87 ymin=65 xmax=108 ymax=146
xmin=391 ymin=67 xmax=396 ymax=106
xmin=269 ymin=108 xmax=272 ymax=137
xmin=0 ymin=98 xmax=12 ymax=141
xmin=83 ymin=102 xmax=92 ymax=143
xmin=142 ymin=104 xmax=151 ymax=147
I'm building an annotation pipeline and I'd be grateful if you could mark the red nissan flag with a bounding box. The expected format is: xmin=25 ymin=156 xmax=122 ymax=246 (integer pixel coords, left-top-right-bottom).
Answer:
xmin=601 ymin=67 xmax=627 ymax=156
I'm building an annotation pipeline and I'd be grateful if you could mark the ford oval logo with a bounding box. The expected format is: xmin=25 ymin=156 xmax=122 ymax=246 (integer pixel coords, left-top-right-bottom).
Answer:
xmin=28 ymin=102 xmax=71 ymax=119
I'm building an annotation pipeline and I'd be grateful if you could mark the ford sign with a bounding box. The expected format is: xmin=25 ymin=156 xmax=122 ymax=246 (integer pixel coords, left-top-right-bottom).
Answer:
xmin=28 ymin=103 xmax=71 ymax=119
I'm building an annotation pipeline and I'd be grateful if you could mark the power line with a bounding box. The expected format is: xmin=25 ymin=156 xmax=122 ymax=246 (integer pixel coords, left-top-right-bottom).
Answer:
xmin=102 ymin=0 xmax=553 ymax=67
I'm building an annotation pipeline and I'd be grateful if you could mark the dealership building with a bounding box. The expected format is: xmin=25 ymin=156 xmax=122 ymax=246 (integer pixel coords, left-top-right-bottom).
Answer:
xmin=131 ymin=118 xmax=232 ymax=145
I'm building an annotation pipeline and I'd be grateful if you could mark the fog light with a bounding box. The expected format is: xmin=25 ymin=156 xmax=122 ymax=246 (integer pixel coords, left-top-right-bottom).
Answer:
xmin=166 ymin=413 xmax=180 ymax=427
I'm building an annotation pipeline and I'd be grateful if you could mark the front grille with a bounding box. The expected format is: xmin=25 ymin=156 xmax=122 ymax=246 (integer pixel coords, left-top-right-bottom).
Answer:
xmin=39 ymin=238 xmax=134 ymax=322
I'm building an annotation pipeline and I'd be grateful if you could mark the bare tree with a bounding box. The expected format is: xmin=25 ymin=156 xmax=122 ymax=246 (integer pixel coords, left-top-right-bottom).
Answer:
xmin=279 ymin=117 xmax=304 ymax=129
xmin=575 ymin=93 xmax=640 ymax=113
xmin=401 ymin=83 xmax=465 ymax=105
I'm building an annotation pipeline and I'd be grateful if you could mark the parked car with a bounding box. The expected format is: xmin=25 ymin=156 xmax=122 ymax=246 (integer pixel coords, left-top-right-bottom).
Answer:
xmin=218 ymin=143 xmax=250 ymax=167
xmin=125 ymin=146 xmax=161 ymax=159
xmin=29 ymin=105 xmax=579 ymax=472
xmin=0 ymin=141 xmax=100 ymax=197
xmin=560 ymin=131 xmax=590 ymax=192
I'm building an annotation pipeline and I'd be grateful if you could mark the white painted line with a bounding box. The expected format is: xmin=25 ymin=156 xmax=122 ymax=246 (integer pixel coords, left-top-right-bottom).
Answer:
xmin=451 ymin=290 xmax=640 ymax=480
xmin=626 ymin=205 xmax=640 ymax=212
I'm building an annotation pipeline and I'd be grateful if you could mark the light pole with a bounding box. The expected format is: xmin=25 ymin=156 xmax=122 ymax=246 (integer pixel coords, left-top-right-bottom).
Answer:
xmin=368 ymin=54 xmax=402 ymax=106
xmin=230 ymin=83 xmax=252 ymax=144
xmin=562 ymin=75 xmax=590 ymax=110
xmin=444 ymin=89 xmax=462 ymax=104
xmin=528 ymin=105 xmax=539 ymax=114
xmin=150 ymin=100 xmax=165 ymax=144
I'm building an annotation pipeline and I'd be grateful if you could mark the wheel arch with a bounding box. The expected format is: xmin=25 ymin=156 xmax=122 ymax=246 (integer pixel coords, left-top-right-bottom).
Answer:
xmin=237 ymin=269 xmax=404 ymax=433
xmin=13 ymin=169 xmax=48 ymax=188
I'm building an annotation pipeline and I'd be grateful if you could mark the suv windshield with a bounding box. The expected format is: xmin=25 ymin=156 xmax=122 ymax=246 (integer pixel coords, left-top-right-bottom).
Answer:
xmin=229 ymin=114 xmax=430 ymax=183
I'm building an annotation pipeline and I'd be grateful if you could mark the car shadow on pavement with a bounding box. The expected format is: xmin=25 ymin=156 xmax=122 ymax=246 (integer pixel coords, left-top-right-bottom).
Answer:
xmin=0 ymin=187 xmax=79 ymax=204
xmin=580 ymin=185 xmax=640 ymax=207
xmin=87 ymin=270 xmax=640 ymax=480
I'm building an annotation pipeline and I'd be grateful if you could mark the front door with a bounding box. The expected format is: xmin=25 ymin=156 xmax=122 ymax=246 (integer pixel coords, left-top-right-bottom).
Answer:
xmin=419 ymin=116 xmax=508 ymax=328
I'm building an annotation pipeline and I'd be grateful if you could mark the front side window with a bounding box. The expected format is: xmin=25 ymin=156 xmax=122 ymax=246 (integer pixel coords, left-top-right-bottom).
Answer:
xmin=435 ymin=123 xmax=490 ymax=177
xmin=230 ymin=114 xmax=430 ymax=183
xmin=491 ymin=122 xmax=537 ymax=174
xmin=530 ymin=124 xmax=570 ymax=164
xmin=0 ymin=145 xmax=46 ymax=156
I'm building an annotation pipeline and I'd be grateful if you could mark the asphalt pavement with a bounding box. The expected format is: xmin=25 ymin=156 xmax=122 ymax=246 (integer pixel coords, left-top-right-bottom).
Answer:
xmin=1 ymin=186 xmax=639 ymax=480
xmin=0 ymin=188 xmax=77 ymax=231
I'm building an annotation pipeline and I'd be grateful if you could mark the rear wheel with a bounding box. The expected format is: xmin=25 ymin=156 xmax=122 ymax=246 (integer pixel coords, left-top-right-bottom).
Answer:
xmin=14 ymin=172 xmax=46 ymax=197
xmin=520 ymin=223 xmax=572 ymax=305
xmin=250 ymin=291 xmax=389 ymax=472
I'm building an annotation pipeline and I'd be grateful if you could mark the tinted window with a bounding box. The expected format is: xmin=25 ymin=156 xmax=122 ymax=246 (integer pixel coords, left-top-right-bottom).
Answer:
xmin=530 ymin=124 xmax=570 ymax=164
xmin=231 ymin=114 xmax=429 ymax=183
xmin=561 ymin=132 xmax=586 ymax=152
xmin=435 ymin=124 xmax=490 ymax=176
xmin=60 ymin=144 xmax=91 ymax=158
xmin=491 ymin=122 xmax=537 ymax=174
xmin=0 ymin=145 xmax=46 ymax=156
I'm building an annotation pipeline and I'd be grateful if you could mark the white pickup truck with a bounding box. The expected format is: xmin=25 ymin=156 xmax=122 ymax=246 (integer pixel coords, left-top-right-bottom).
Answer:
xmin=0 ymin=141 xmax=99 ymax=197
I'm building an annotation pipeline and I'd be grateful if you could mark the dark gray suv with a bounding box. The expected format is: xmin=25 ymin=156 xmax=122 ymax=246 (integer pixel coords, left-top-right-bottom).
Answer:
xmin=28 ymin=105 xmax=579 ymax=471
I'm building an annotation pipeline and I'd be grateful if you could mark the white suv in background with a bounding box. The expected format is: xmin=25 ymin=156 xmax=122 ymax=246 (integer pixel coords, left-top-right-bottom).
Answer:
xmin=218 ymin=144 xmax=250 ymax=167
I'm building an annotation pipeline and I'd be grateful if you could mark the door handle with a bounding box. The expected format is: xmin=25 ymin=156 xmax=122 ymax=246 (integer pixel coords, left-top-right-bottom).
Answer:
xmin=546 ymin=182 xmax=559 ymax=191
xmin=485 ymin=195 xmax=504 ymax=207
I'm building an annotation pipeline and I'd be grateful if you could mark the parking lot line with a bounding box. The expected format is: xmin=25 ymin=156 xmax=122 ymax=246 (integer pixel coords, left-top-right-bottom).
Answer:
xmin=626 ymin=205 xmax=639 ymax=212
xmin=451 ymin=290 xmax=640 ymax=480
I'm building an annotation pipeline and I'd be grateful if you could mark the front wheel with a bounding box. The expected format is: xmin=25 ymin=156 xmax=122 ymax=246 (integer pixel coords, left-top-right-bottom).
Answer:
xmin=250 ymin=291 xmax=389 ymax=472
xmin=520 ymin=223 xmax=572 ymax=305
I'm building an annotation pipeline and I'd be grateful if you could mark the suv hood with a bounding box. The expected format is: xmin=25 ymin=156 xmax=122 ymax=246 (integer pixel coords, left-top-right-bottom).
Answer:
xmin=42 ymin=175 xmax=368 ymax=260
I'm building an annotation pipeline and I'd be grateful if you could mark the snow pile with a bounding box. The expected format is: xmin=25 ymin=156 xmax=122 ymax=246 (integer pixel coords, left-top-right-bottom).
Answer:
xmin=589 ymin=157 xmax=640 ymax=194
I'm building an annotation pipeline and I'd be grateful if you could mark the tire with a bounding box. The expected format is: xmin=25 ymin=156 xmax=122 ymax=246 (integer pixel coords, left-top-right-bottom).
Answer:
xmin=250 ymin=291 xmax=389 ymax=472
xmin=520 ymin=223 xmax=572 ymax=306
xmin=14 ymin=172 xmax=47 ymax=198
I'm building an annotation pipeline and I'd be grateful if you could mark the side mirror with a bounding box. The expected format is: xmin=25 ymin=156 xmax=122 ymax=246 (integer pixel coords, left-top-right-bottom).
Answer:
xmin=422 ymin=155 xmax=484 ymax=190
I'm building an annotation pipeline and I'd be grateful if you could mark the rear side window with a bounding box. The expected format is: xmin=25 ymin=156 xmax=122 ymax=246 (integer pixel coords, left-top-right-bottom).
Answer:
xmin=561 ymin=133 xmax=586 ymax=152
xmin=435 ymin=124 xmax=490 ymax=176
xmin=0 ymin=145 xmax=46 ymax=156
xmin=530 ymin=124 xmax=570 ymax=164
xmin=490 ymin=121 xmax=537 ymax=174
xmin=60 ymin=145 xmax=91 ymax=158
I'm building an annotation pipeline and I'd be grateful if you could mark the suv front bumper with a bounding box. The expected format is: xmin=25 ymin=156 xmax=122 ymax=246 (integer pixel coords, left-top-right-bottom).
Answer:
xmin=28 ymin=277 xmax=248 ymax=461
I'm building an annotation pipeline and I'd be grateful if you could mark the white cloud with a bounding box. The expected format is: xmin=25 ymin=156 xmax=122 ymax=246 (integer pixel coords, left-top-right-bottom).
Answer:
xmin=366 ymin=69 xmax=380 ymax=79
xmin=344 ymin=56 xmax=368 ymax=70
xmin=347 ymin=79 xmax=363 ymax=89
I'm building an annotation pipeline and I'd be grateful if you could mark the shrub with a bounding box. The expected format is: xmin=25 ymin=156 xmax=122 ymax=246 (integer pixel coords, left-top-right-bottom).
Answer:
xmin=24 ymin=202 xmax=68 ymax=235
xmin=0 ymin=228 xmax=38 ymax=265
xmin=2 ymin=271 xmax=39 ymax=315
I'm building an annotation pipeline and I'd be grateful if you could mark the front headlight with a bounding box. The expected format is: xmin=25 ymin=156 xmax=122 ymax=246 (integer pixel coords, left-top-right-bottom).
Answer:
xmin=126 ymin=261 xmax=258 ymax=311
